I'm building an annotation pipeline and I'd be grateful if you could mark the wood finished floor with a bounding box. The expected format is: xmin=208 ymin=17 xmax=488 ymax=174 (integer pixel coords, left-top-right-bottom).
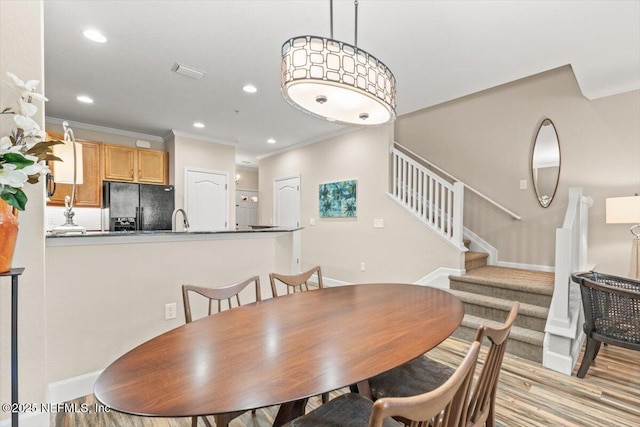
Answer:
xmin=53 ymin=337 xmax=640 ymax=427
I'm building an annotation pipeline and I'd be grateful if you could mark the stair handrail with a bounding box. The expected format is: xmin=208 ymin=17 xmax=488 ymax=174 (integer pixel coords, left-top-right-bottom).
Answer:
xmin=393 ymin=142 xmax=521 ymax=221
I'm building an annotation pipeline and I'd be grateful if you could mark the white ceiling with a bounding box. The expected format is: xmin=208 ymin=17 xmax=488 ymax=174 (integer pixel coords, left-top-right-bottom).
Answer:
xmin=43 ymin=1 xmax=640 ymax=166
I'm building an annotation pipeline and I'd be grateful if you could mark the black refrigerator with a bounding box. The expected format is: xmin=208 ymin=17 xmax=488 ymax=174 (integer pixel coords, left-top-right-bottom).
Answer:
xmin=103 ymin=181 xmax=175 ymax=231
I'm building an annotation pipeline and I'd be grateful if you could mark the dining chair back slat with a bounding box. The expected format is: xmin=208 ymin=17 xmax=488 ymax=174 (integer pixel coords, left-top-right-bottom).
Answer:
xmin=269 ymin=266 xmax=323 ymax=297
xmin=370 ymin=341 xmax=481 ymax=427
xmin=466 ymin=302 xmax=519 ymax=427
xmin=182 ymin=275 xmax=261 ymax=323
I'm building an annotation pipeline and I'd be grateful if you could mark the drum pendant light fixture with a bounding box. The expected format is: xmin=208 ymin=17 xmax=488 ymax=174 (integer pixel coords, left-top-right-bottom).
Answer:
xmin=281 ymin=0 xmax=396 ymax=126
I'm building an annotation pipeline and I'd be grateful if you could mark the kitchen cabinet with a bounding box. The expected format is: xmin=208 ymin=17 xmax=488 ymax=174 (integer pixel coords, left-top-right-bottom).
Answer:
xmin=103 ymin=144 xmax=168 ymax=184
xmin=137 ymin=149 xmax=167 ymax=184
xmin=47 ymin=133 xmax=102 ymax=208
xmin=103 ymin=144 xmax=136 ymax=182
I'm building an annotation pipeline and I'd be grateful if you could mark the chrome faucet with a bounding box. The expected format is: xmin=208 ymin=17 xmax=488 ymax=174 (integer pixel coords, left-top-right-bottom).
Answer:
xmin=172 ymin=208 xmax=190 ymax=231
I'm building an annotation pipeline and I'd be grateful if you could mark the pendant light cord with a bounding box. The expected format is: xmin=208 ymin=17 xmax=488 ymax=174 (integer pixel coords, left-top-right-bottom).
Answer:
xmin=330 ymin=0 xmax=334 ymax=39
xmin=354 ymin=0 xmax=359 ymax=47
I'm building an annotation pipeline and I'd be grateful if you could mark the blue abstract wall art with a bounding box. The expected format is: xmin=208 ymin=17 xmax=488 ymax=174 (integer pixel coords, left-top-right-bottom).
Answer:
xmin=319 ymin=180 xmax=357 ymax=218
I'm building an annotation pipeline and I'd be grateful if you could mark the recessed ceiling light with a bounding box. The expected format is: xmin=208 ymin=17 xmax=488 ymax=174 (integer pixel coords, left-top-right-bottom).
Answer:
xmin=83 ymin=29 xmax=107 ymax=43
xmin=243 ymin=84 xmax=257 ymax=94
xmin=193 ymin=122 xmax=205 ymax=128
xmin=76 ymin=95 xmax=94 ymax=104
xmin=267 ymin=138 xmax=276 ymax=144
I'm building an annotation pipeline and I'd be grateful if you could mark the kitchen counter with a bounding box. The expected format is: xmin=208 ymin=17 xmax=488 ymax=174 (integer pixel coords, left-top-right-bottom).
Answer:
xmin=46 ymin=226 xmax=302 ymax=246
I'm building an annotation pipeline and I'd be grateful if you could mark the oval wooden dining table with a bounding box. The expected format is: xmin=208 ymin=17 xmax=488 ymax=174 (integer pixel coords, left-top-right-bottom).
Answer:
xmin=94 ymin=284 xmax=464 ymax=426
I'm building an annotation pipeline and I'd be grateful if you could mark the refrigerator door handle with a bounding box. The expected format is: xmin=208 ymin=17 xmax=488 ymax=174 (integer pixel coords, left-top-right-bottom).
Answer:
xmin=135 ymin=206 xmax=139 ymax=231
xmin=140 ymin=207 xmax=145 ymax=230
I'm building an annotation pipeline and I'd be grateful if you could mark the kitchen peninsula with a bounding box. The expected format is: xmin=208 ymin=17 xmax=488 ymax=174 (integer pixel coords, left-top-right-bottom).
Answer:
xmin=44 ymin=227 xmax=300 ymax=399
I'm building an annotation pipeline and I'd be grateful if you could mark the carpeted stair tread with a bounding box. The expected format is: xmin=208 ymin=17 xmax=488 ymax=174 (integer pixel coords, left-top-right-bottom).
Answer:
xmin=450 ymin=266 xmax=554 ymax=296
xmin=447 ymin=289 xmax=548 ymax=319
xmin=461 ymin=314 xmax=544 ymax=346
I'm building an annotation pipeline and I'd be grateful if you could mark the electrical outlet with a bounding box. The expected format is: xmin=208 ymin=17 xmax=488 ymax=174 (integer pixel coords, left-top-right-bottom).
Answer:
xmin=360 ymin=262 xmax=366 ymax=272
xmin=519 ymin=180 xmax=528 ymax=190
xmin=165 ymin=303 xmax=177 ymax=320
xmin=373 ymin=219 xmax=384 ymax=228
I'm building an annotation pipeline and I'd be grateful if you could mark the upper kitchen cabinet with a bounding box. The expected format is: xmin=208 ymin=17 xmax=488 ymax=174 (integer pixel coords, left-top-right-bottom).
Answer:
xmin=103 ymin=144 xmax=168 ymax=184
xmin=47 ymin=132 xmax=102 ymax=208
xmin=137 ymin=149 xmax=168 ymax=184
xmin=103 ymin=144 xmax=136 ymax=182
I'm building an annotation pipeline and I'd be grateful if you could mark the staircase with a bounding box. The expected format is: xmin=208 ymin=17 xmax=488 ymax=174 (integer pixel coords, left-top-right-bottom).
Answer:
xmin=448 ymin=241 xmax=553 ymax=363
xmin=390 ymin=142 xmax=590 ymax=369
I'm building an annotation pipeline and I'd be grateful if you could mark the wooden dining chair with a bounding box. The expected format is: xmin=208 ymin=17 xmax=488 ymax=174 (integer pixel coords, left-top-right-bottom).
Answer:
xmin=269 ymin=265 xmax=323 ymax=297
xmin=182 ymin=275 xmax=261 ymax=323
xmin=368 ymin=301 xmax=519 ymax=427
xmin=181 ymin=275 xmax=262 ymax=427
xmin=269 ymin=266 xmax=329 ymax=404
xmin=282 ymin=341 xmax=482 ymax=427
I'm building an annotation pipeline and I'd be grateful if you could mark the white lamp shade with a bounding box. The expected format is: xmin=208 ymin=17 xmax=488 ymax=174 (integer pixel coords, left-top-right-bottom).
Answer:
xmin=281 ymin=36 xmax=396 ymax=126
xmin=606 ymin=196 xmax=640 ymax=224
xmin=52 ymin=139 xmax=83 ymax=185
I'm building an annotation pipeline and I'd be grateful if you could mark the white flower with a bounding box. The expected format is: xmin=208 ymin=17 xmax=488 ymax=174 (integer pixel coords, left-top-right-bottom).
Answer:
xmin=0 ymin=136 xmax=11 ymax=151
xmin=0 ymin=164 xmax=28 ymax=188
xmin=6 ymin=72 xmax=48 ymax=102
xmin=18 ymin=99 xmax=37 ymax=117
xmin=14 ymin=114 xmax=39 ymax=132
xmin=22 ymin=156 xmax=46 ymax=176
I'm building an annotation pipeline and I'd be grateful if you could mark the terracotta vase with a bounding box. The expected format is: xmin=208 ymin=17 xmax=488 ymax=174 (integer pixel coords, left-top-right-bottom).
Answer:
xmin=0 ymin=199 xmax=19 ymax=273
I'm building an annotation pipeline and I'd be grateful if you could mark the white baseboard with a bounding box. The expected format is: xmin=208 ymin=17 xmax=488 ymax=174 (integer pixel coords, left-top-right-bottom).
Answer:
xmin=495 ymin=260 xmax=555 ymax=273
xmin=321 ymin=276 xmax=353 ymax=287
xmin=47 ymin=370 xmax=103 ymax=405
xmin=415 ymin=267 xmax=465 ymax=289
xmin=0 ymin=412 xmax=49 ymax=427
xmin=463 ymin=227 xmax=555 ymax=273
xmin=0 ymin=371 xmax=103 ymax=427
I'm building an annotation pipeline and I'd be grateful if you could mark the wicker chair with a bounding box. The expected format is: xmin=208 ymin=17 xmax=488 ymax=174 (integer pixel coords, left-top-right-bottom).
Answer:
xmin=572 ymin=272 xmax=640 ymax=378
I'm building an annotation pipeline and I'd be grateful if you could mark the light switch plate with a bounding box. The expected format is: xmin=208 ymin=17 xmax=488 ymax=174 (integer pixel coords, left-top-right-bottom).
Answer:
xmin=309 ymin=218 xmax=315 ymax=226
xmin=374 ymin=219 xmax=384 ymax=228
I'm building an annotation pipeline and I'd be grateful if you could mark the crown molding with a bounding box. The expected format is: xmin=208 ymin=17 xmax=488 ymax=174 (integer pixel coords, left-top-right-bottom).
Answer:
xmin=45 ymin=117 xmax=164 ymax=142
xmin=256 ymin=126 xmax=357 ymax=161
xmin=164 ymin=130 xmax=237 ymax=147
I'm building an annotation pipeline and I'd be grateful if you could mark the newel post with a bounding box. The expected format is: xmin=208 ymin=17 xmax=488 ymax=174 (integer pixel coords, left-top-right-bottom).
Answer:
xmin=452 ymin=182 xmax=465 ymax=247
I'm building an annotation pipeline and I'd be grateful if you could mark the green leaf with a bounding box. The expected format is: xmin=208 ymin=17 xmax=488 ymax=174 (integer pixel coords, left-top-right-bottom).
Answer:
xmin=0 ymin=187 xmax=27 ymax=211
xmin=2 ymin=152 xmax=34 ymax=170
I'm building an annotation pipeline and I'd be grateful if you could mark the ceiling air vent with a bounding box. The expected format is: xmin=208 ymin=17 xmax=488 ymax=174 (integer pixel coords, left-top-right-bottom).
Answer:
xmin=171 ymin=63 xmax=205 ymax=80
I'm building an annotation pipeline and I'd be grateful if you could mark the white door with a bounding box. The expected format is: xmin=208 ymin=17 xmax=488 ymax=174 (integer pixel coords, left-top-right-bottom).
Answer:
xmin=185 ymin=168 xmax=228 ymax=231
xmin=274 ymin=176 xmax=300 ymax=227
xmin=274 ymin=175 xmax=301 ymax=272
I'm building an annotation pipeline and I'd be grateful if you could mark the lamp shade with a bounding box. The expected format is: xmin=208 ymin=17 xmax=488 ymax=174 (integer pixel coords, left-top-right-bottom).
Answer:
xmin=52 ymin=139 xmax=83 ymax=185
xmin=281 ymin=36 xmax=396 ymax=126
xmin=606 ymin=196 xmax=640 ymax=224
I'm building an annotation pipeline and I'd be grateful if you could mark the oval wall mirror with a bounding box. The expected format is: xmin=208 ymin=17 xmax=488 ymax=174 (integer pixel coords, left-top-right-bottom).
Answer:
xmin=531 ymin=118 xmax=561 ymax=208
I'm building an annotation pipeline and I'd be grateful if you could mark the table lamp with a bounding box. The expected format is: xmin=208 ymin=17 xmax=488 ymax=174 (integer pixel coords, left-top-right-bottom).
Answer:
xmin=51 ymin=121 xmax=86 ymax=234
xmin=606 ymin=195 xmax=640 ymax=279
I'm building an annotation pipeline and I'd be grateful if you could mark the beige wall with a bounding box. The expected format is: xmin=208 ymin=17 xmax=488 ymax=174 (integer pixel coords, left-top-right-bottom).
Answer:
xmin=259 ymin=126 xmax=461 ymax=283
xmin=396 ymin=66 xmax=640 ymax=276
xmin=166 ymin=133 xmax=237 ymax=228
xmin=0 ymin=0 xmax=47 ymax=419
xmin=45 ymin=235 xmax=293 ymax=383
xmin=236 ymin=168 xmax=258 ymax=190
